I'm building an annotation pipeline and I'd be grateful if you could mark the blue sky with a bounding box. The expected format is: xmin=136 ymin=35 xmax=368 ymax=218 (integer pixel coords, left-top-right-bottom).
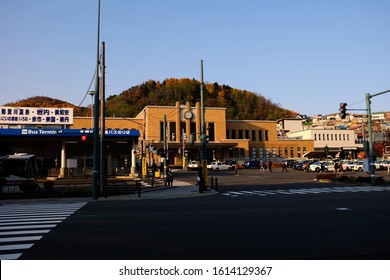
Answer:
xmin=1 ymin=0 xmax=389 ymax=116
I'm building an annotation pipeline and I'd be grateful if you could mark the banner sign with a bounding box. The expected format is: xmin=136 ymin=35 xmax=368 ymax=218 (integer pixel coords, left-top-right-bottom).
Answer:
xmin=0 ymin=128 xmax=140 ymax=138
xmin=0 ymin=106 xmax=74 ymax=125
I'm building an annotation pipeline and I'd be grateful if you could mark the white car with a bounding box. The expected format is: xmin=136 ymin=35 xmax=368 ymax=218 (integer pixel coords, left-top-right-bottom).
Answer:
xmin=342 ymin=161 xmax=356 ymax=171
xmin=353 ymin=161 xmax=364 ymax=171
xmin=207 ymin=161 xmax=232 ymax=171
xmin=323 ymin=161 xmax=335 ymax=172
xmin=309 ymin=162 xmax=323 ymax=172
xmin=187 ymin=161 xmax=199 ymax=171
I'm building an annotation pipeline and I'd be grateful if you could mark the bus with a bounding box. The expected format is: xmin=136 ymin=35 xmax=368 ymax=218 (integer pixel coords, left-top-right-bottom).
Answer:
xmin=0 ymin=153 xmax=39 ymax=192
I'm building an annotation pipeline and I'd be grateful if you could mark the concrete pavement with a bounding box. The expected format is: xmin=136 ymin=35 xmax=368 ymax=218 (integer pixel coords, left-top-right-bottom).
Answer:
xmin=101 ymin=180 xmax=217 ymax=201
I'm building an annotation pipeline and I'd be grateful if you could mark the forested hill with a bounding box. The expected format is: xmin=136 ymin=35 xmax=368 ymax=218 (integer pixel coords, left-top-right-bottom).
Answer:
xmin=4 ymin=96 xmax=90 ymax=116
xmin=106 ymin=78 xmax=297 ymax=120
xmin=4 ymin=78 xmax=297 ymax=120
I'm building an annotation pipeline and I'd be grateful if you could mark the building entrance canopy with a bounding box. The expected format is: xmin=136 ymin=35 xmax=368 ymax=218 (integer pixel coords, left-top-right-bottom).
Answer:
xmin=0 ymin=128 xmax=140 ymax=138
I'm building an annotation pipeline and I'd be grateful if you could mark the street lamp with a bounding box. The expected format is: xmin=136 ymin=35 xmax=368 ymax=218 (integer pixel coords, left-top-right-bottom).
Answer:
xmin=88 ymin=90 xmax=95 ymax=128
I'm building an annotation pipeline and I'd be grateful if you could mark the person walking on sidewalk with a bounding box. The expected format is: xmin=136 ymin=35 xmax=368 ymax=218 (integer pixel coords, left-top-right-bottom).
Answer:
xmin=267 ymin=159 xmax=273 ymax=173
xmin=259 ymin=160 xmax=265 ymax=172
xmin=234 ymin=162 xmax=239 ymax=176
xmin=281 ymin=161 xmax=288 ymax=172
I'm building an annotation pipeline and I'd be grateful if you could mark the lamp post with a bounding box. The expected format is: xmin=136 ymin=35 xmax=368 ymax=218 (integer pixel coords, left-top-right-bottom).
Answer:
xmin=88 ymin=90 xmax=94 ymax=128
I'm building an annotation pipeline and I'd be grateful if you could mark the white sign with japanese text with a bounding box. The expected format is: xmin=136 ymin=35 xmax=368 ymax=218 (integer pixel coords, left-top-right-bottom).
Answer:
xmin=0 ymin=106 xmax=74 ymax=125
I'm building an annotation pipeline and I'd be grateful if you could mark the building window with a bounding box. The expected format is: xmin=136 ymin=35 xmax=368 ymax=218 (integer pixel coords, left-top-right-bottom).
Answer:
xmin=180 ymin=122 xmax=186 ymax=135
xmin=285 ymin=147 xmax=288 ymax=157
xmin=240 ymin=148 xmax=245 ymax=158
xmin=314 ymin=134 xmax=317 ymax=141
xmin=169 ymin=122 xmax=176 ymax=141
xmin=265 ymin=130 xmax=269 ymax=141
xmin=226 ymin=130 xmax=230 ymax=139
xmin=343 ymin=134 xmax=345 ymax=141
xmin=272 ymin=147 xmax=276 ymax=158
xmin=278 ymin=147 xmax=282 ymax=157
xmin=266 ymin=147 xmax=270 ymax=158
xmin=232 ymin=130 xmax=236 ymax=139
xmin=347 ymin=134 xmax=349 ymax=141
xmin=160 ymin=121 xmax=165 ymax=141
xmin=252 ymin=130 xmax=256 ymax=141
xmin=258 ymin=130 xmax=263 ymax=141
xmin=238 ymin=130 xmax=243 ymax=139
xmin=290 ymin=147 xmax=294 ymax=158
xmin=190 ymin=122 xmax=196 ymax=135
xmin=297 ymin=147 xmax=301 ymax=157
xmin=245 ymin=130 xmax=249 ymax=140
xmin=234 ymin=148 xmax=239 ymax=158
xmin=252 ymin=148 xmax=257 ymax=158
xmin=303 ymin=147 xmax=306 ymax=155
xmin=259 ymin=147 xmax=263 ymax=157
xmin=208 ymin=123 xmax=215 ymax=141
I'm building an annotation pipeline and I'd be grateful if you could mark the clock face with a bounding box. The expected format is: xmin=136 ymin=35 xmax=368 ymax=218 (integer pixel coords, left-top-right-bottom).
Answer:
xmin=184 ymin=111 xmax=193 ymax=119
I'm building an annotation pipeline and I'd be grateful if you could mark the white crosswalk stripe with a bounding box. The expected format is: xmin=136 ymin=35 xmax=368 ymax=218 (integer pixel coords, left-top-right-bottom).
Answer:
xmin=0 ymin=202 xmax=87 ymax=260
xmin=222 ymin=186 xmax=390 ymax=198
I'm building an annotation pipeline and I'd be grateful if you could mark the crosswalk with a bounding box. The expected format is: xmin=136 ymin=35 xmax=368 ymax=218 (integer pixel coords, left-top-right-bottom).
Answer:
xmin=0 ymin=201 xmax=87 ymax=260
xmin=222 ymin=186 xmax=390 ymax=198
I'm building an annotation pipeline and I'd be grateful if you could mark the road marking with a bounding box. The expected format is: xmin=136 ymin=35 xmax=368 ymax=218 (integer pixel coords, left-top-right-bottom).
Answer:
xmin=0 ymin=202 xmax=87 ymax=260
xmin=222 ymin=186 xmax=390 ymax=198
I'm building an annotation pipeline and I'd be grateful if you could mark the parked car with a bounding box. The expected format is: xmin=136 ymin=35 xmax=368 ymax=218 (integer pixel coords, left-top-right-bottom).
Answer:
xmin=309 ymin=161 xmax=323 ymax=172
xmin=342 ymin=161 xmax=356 ymax=171
xmin=323 ymin=161 xmax=335 ymax=172
xmin=243 ymin=160 xmax=261 ymax=169
xmin=353 ymin=161 xmax=364 ymax=171
xmin=207 ymin=161 xmax=232 ymax=171
xmin=379 ymin=160 xmax=390 ymax=170
xmin=187 ymin=160 xmax=199 ymax=171
xmin=285 ymin=159 xmax=298 ymax=168
xmin=224 ymin=160 xmax=238 ymax=169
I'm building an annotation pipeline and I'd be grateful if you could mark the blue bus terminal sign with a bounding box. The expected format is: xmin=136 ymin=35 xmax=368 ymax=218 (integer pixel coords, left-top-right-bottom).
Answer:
xmin=0 ymin=128 xmax=140 ymax=138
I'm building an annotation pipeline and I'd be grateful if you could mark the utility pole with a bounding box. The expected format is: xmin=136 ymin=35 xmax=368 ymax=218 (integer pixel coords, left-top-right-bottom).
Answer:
xmin=100 ymin=41 xmax=106 ymax=193
xmin=92 ymin=0 xmax=101 ymax=200
xmin=199 ymin=60 xmax=207 ymax=192
xmin=366 ymin=89 xmax=390 ymax=185
xmin=163 ymin=114 xmax=167 ymax=186
xmin=142 ymin=109 xmax=146 ymax=178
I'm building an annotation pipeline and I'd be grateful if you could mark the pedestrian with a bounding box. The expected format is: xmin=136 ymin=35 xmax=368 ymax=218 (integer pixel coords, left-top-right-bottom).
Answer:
xmin=267 ymin=160 xmax=273 ymax=173
xmin=333 ymin=162 xmax=339 ymax=174
xmin=259 ymin=160 xmax=265 ymax=172
xmin=281 ymin=161 xmax=288 ymax=172
xmin=320 ymin=162 xmax=325 ymax=174
xmin=234 ymin=162 xmax=239 ymax=176
xmin=197 ymin=166 xmax=205 ymax=193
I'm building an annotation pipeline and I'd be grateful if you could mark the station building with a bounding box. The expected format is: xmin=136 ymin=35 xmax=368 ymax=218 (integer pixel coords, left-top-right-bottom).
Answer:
xmin=1 ymin=102 xmax=315 ymax=178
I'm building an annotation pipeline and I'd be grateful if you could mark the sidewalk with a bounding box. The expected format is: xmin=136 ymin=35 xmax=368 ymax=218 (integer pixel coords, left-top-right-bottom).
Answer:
xmin=101 ymin=180 xmax=218 ymax=201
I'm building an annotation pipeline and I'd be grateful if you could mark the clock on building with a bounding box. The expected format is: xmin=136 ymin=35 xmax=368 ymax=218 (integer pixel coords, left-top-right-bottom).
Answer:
xmin=184 ymin=111 xmax=193 ymax=120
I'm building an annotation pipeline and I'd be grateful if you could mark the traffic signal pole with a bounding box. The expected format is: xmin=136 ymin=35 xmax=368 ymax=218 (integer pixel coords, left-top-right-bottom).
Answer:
xmin=365 ymin=89 xmax=390 ymax=185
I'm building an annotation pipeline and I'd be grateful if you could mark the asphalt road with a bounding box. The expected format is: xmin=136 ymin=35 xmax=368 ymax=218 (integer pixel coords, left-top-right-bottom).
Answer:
xmin=18 ymin=168 xmax=390 ymax=260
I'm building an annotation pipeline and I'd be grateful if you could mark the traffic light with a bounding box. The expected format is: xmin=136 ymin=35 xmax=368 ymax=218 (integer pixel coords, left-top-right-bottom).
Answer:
xmin=199 ymin=134 xmax=209 ymax=144
xmin=81 ymin=135 xmax=87 ymax=141
xmin=339 ymin=103 xmax=347 ymax=119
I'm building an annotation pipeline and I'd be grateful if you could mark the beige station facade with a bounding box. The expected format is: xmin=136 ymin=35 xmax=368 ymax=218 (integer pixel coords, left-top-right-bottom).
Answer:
xmin=72 ymin=101 xmax=314 ymax=168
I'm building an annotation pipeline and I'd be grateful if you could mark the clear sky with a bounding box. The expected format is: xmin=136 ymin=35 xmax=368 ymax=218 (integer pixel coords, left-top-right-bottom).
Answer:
xmin=1 ymin=0 xmax=389 ymax=116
